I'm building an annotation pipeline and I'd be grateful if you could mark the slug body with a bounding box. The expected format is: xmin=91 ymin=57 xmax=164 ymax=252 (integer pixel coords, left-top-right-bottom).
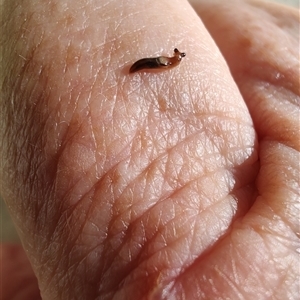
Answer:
xmin=129 ymin=48 xmax=186 ymax=73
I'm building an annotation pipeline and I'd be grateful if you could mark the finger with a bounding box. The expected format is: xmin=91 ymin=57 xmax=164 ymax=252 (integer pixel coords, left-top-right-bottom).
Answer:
xmin=192 ymin=0 xmax=300 ymax=150
xmin=175 ymin=1 xmax=300 ymax=299
xmin=192 ymin=0 xmax=299 ymax=229
xmin=1 ymin=0 xmax=258 ymax=299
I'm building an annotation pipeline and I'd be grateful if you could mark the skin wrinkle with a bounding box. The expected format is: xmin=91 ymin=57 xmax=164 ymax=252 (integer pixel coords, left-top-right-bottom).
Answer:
xmin=240 ymin=241 xmax=277 ymax=297
xmin=195 ymin=1 xmax=299 ymax=95
xmin=102 ymin=196 xmax=185 ymax=294
xmin=3 ymin=0 xmax=299 ymax=299
xmin=44 ymin=209 xmax=101 ymax=298
xmin=243 ymin=216 xmax=297 ymax=294
xmin=2 ymin=17 xmax=75 ymax=246
xmin=257 ymin=142 xmax=300 ymax=234
xmin=106 ymin=143 xmax=224 ymax=227
xmin=214 ymin=267 xmax=245 ymax=299
xmin=248 ymin=86 xmax=299 ymax=149
xmin=55 ymin=138 xmax=94 ymax=204
xmin=193 ymin=1 xmax=299 ymax=116
xmin=176 ymin=230 xmax=261 ymax=299
xmin=101 ymin=226 xmax=149 ymax=294
xmin=101 ymin=175 xmax=241 ymax=296
xmin=3 ymin=45 xmax=254 ymax=292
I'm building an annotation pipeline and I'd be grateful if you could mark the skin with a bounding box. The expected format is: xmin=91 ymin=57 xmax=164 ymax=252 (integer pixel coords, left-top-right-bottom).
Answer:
xmin=0 ymin=0 xmax=299 ymax=299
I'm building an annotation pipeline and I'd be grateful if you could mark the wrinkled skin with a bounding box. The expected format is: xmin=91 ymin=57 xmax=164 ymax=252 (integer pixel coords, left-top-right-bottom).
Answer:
xmin=0 ymin=0 xmax=299 ymax=299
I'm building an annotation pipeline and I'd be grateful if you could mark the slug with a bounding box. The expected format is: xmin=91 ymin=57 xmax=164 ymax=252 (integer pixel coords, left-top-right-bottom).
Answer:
xmin=129 ymin=48 xmax=186 ymax=73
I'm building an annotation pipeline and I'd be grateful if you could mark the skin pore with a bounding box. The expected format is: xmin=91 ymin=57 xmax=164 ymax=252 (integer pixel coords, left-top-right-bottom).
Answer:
xmin=0 ymin=0 xmax=299 ymax=299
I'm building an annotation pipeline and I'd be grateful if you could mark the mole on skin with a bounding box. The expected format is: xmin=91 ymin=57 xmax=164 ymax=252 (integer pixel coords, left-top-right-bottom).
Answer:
xmin=129 ymin=48 xmax=186 ymax=73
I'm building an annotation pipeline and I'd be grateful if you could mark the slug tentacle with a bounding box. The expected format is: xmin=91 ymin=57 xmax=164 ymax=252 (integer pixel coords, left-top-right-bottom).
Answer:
xmin=129 ymin=48 xmax=186 ymax=73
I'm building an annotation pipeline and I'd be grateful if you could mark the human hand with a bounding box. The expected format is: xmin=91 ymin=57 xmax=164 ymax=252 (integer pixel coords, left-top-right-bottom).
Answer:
xmin=1 ymin=0 xmax=299 ymax=299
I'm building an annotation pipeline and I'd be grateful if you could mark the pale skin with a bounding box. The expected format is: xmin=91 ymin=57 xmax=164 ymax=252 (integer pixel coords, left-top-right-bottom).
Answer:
xmin=0 ymin=0 xmax=299 ymax=299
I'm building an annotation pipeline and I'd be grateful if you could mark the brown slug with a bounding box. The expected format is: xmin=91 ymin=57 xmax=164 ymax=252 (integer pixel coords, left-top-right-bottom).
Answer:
xmin=129 ymin=48 xmax=186 ymax=73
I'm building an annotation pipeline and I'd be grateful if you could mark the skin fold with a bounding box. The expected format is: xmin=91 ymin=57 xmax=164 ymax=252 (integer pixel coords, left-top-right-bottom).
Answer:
xmin=0 ymin=0 xmax=299 ymax=299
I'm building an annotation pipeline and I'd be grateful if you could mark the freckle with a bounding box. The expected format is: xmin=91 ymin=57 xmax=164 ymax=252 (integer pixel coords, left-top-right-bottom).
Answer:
xmin=239 ymin=37 xmax=252 ymax=49
xmin=65 ymin=14 xmax=75 ymax=26
xmin=158 ymin=97 xmax=168 ymax=112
